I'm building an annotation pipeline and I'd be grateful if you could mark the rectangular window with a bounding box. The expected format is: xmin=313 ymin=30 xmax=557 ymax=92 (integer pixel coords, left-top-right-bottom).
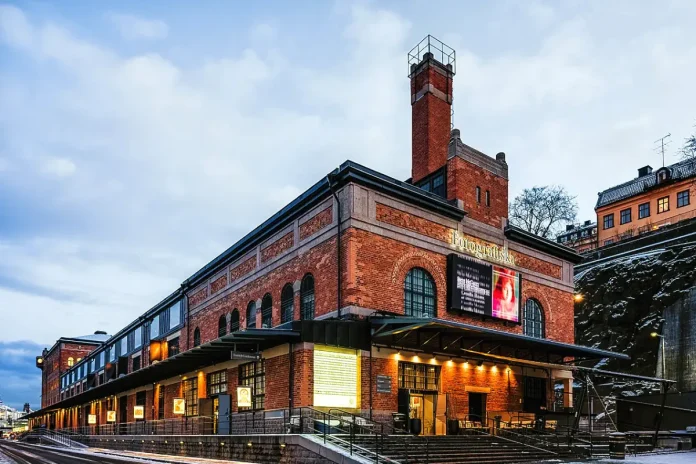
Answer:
xmin=132 ymin=356 xmax=141 ymax=372
xmin=183 ymin=378 xmax=198 ymax=416
xmin=127 ymin=332 xmax=134 ymax=353
xmin=475 ymin=186 xmax=481 ymax=203
xmin=677 ymin=190 xmax=690 ymax=208
xmin=109 ymin=345 xmax=115 ymax=362
xmin=638 ymin=202 xmax=650 ymax=219
xmin=168 ymin=337 xmax=180 ymax=357
xmin=134 ymin=326 xmax=142 ymax=349
xmin=239 ymin=360 xmax=265 ymax=411
xmin=620 ymin=208 xmax=632 ymax=225
xmin=398 ymin=362 xmax=440 ymax=391
xmin=158 ymin=386 xmax=165 ymax=420
xmin=150 ymin=315 xmax=160 ymax=340
xmin=207 ymin=370 xmax=228 ymax=397
xmin=485 ymin=190 xmax=490 ymax=207
xmin=603 ymin=213 xmax=614 ymax=229
xmin=604 ymin=239 xmax=614 ymax=246
xmin=170 ymin=301 xmax=181 ymax=328
xmin=658 ymin=196 xmax=670 ymax=213
xmin=431 ymin=173 xmax=445 ymax=197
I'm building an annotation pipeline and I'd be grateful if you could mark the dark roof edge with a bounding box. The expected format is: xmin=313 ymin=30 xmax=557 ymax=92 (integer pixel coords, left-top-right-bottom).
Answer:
xmin=505 ymin=225 xmax=583 ymax=264
xmin=184 ymin=160 xmax=465 ymax=289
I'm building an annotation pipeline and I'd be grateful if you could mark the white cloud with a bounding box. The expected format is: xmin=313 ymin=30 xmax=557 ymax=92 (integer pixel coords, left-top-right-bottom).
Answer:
xmin=106 ymin=12 xmax=168 ymax=40
xmin=40 ymin=157 xmax=76 ymax=177
xmin=0 ymin=4 xmax=32 ymax=48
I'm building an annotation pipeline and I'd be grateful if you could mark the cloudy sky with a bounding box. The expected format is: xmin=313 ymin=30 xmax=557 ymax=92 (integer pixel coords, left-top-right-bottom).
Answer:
xmin=1 ymin=0 xmax=695 ymax=409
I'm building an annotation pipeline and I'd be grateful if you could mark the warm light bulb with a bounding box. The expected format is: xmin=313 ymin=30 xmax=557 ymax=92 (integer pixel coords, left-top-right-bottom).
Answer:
xmin=574 ymin=294 xmax=583 ymax=302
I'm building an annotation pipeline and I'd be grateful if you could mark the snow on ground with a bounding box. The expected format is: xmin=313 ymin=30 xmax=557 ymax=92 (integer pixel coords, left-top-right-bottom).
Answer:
xmin=567 ymin=451 xmax=696 ymax=464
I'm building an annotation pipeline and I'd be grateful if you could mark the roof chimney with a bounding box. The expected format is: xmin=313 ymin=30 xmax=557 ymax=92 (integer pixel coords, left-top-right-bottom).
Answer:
xmin=638 ymin=165 xmax=653 ymax=177
xmin=409 ymin=35 xmax=455 ymax=183
xmin=566 ymin=224 xmax=575 ymax=231
xmin=584 ymin=220 xmax=592 ymax=226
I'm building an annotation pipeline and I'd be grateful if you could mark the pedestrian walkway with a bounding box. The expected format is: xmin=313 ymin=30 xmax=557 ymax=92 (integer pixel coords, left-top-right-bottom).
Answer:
xmin=585 ymin=451 xmax=696 ymax=464
xmin=91 ymin=448 xmax=256 ymax=464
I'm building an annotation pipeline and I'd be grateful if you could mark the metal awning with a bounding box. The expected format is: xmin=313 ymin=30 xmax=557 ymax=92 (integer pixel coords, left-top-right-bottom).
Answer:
xmin=25 ymin=328 xmax=299 ymax=419
xmin=370 ymin=317 xmax=630 ymax=364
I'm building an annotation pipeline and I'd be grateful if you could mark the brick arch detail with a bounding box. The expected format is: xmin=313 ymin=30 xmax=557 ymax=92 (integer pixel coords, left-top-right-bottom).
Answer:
xmin=521 ymin=287 xmax=553 ymax=326
xmin=390 ymin=251 xmax=447 ymax=316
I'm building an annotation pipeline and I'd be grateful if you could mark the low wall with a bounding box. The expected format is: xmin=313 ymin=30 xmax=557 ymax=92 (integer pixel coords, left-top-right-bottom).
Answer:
xmin=80 ymin=434 xmax=348 ymax=464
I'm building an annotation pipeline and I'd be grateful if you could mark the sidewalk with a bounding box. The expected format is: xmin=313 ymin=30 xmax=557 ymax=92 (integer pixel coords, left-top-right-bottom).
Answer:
xmin=89 ymin=447 xmax=257 ymax=464
xmin=575 ymin=451 xmax=696 ymax=464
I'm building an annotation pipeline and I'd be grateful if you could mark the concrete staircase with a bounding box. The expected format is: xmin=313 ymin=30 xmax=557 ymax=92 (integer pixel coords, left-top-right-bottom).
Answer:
xmin=351 ymin=434 xmax=560 ymax=464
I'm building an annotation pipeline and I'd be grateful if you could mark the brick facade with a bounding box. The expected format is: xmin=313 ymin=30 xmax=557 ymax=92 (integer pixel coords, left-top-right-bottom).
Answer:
xmin=299 ymin=206 xmax=333 ymax=241
xmin=261 ymin=232 xmax=294 ymax=263
xmin=447 ymin=156 xmax=508 ymax=229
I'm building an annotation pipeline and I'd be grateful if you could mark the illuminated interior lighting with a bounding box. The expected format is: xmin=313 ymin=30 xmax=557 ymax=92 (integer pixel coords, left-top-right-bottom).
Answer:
xmin=574 ymin=293 xmax=584 ymax=302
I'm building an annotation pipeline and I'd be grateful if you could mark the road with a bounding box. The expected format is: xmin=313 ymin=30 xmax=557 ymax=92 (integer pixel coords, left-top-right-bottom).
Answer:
xmin=0 ymin=440 xmax=160 ymax=464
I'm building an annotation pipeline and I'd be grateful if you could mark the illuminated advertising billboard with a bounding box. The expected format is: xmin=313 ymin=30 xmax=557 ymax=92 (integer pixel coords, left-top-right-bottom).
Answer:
xmin=447 ymin=254 xmax=521 ymax=323
xmin=313 ymin=346 xmax=359 ymax=408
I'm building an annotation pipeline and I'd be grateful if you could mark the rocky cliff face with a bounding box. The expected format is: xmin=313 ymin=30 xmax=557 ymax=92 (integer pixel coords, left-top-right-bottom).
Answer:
xmin=574 ymin=242 xmax=696 ymax=395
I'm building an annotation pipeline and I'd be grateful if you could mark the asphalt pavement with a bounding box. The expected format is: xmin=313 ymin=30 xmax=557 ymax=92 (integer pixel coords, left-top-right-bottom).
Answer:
xmin=0 ymin=440 xmax=159 ymax=464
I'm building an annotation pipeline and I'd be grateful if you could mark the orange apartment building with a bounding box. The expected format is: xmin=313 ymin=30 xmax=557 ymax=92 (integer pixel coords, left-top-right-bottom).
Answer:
xmin=596 ymin=162 xmax=696 ymax=247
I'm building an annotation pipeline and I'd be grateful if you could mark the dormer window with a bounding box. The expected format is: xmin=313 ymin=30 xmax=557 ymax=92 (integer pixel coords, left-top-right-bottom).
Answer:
xmin=656 ymin=168 xmax=670 ymax=184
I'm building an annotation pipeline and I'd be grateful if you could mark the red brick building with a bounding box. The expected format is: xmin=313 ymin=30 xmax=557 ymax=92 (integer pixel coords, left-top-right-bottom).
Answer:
xmin=35 ymin=333 xmax=109 ymax=413
xmin=29 ymin=37 xmax=627 ymax=437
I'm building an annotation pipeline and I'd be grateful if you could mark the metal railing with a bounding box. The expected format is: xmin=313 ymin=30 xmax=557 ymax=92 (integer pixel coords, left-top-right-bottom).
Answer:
xmin=21 ymin=428 xmax=87 ymax=448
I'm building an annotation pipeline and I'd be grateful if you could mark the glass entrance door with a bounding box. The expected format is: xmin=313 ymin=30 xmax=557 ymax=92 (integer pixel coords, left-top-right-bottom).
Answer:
xmin=410 ymin=393 xmax=437 ymax=435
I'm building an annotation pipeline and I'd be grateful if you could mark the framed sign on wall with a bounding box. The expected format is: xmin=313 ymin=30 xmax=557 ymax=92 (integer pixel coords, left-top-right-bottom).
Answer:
xmin=447 ymin=253 xmax=521 ymax=323
xmin=133 ymin=405 xmax=144 ymax=420
xmin=106 ymin=411 xmax=116 ymax=423
xmin=173 ymin=398 xmax=186 ymax=415
xmin=87 ymin=414 xmax=97 ymax=425
xmin=237 ymin=387 xmax=252 ymax=408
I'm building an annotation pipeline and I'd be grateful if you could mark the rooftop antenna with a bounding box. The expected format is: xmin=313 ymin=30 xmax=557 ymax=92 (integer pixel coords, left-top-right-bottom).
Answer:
xmin=653 ymin=133 xmax=671 ymax=167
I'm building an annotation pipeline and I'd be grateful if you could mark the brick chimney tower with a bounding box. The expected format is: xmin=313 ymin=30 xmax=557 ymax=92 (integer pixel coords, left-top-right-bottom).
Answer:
xmin=409 ymin=36 xmax=455 ymax=184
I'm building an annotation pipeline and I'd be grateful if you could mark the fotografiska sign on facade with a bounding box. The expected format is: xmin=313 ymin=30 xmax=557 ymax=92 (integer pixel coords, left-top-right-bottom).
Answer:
xmin=451 ymin=231 xmax=516 ymax=267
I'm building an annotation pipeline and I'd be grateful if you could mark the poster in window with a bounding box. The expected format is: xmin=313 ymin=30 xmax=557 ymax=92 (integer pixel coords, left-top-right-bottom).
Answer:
xmin=237 ymin=387 xmax=252 ymax=408
xmin=106 ymin=411 xmax=116 ymax=423
xmin=447 ymin=254 xmax=521 ymax=323
xmin=133 ymin=405 xmax=144 ymax=419
xmin=88 ymin=414 xmax=97 ymax=425
xmin=173 ymin=398 xmax=185 ymax=415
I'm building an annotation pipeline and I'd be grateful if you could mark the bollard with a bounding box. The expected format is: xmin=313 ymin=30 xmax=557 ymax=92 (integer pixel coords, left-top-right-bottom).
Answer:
xmin=609 ymin=432 xmax=626 ymax=460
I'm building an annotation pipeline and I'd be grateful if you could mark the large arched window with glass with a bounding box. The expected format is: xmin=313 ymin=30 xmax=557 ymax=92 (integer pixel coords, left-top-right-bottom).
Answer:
xmin=261 ymin=294 xmax=272 ymax=328
xmin=218 ymin=315 xmax=227 ymax=338
xmin=523 ymin=299 xmax=545 ymax=339
xmin=193 ymin=327 xmax=201 ymax=347
xmin=404 ymin=267 xmax=436 ymax=318
xmin=300 ymin=274 xmax=315 ymax=320
xmin=246 ymin=301 xmax=257 ymax=329
xmin=230 ymin=309 xmax=240 ymax=332
xmin=281 ymin=284 xmax=294 ymax=324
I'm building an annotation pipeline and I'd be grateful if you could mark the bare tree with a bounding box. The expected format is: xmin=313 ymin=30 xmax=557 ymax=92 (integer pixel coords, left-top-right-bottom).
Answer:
xmin=679 ymin=134 xmax=696 ymax=162
xmin=509 ymin=186 xmax=578 ymax=239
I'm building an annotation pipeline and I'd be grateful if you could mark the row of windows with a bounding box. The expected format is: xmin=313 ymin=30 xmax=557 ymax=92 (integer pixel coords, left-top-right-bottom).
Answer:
xmin=603 ymin=190 xmax=690 ymax=230
xmin=404 ymin=267 xmax=545 ymax=338
xmin=558 ymin=227 xmax=597 ymax=243
xmin=192 ymin=274 xmax=316 ymax=348
xmin=61 ymin=300 xmax=184 ymax=389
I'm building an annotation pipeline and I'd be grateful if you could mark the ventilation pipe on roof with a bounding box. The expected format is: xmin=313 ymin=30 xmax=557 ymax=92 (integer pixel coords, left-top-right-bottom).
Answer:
xmin=94 ymin=331 xmax=107 ymax=335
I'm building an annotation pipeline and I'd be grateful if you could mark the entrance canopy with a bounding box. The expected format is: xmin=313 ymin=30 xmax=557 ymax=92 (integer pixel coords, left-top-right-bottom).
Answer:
xmin=370 ymin=317 xmax=630 ymax=364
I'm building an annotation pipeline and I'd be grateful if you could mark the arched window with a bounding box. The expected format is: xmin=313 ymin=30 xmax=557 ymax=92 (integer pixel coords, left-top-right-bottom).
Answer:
xmin=404 ymin=268 xmax=436 ymax=318
xmin=193 ymin=327 xmax=201 ymax=347
xmin=523 ymin=299 xmax=545 ymax=339
xmin=281 ymin=284 xmax=294 ymax=324
xmin=246 ymin=301 xmax=257 ymax=329
xmin=218 ymin=315 xmax=227 ymax=338
xmin=230 ymin=309 xmax=240 ymax=332
xmin=261 ymin=294 xmax=272 ymax=328
xmin=300 ymin=274 xmax=315 ymax=321
xmin=67 ymin=357 xmax=74 ymax=367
